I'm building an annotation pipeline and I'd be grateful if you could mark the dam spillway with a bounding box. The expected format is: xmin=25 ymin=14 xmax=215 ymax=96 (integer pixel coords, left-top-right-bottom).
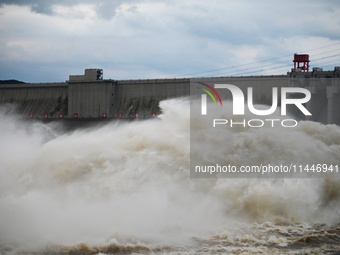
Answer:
xmin=0 ymin=67 xmax=340 ymax=124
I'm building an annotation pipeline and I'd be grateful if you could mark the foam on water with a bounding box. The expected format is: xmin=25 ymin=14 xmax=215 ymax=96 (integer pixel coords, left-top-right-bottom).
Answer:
xmin=0 ymin=99 xmax=340 ymax=254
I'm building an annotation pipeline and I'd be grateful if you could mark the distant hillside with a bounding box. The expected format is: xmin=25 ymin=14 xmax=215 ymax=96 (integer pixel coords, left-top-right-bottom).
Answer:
xmin=0 ymin=80 xmax=26 ymax=84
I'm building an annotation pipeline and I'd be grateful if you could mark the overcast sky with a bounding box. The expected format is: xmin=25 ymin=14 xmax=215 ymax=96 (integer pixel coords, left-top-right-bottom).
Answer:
xmin=0 ymin=0 xmax=340 ymax=82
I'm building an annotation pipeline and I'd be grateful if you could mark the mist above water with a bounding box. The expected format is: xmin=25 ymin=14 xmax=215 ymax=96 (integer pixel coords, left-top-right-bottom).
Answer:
xmin=0 ymin=99 xmax=339 ymax=252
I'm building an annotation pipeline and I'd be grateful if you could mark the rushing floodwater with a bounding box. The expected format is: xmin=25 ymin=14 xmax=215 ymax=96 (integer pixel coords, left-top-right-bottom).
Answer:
xmin=0 ymin=99 xmax=340 ymax=255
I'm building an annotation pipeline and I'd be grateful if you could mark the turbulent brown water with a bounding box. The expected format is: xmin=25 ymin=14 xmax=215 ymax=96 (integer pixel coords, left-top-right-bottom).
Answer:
xmin=0 ymin=99 xmax=340 ymax=255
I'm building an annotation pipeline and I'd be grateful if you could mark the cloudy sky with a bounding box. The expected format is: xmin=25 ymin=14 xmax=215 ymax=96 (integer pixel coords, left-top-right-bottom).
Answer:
xmin=0 ymin=0 xmax=340 ymax=82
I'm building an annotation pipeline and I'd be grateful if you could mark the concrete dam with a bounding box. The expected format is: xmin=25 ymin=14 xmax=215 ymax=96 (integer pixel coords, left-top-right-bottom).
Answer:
xmin=1 ymin=67 xmax=340 ymax=125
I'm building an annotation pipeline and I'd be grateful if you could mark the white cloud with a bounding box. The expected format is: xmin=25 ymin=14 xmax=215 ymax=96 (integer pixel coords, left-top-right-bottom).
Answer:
xmin=52 ymin=4 xmax=97 ymax=19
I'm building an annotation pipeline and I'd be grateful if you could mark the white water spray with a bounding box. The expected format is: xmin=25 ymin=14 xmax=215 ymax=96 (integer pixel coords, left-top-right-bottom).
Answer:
xmin=0 ymin=99 xmax=339 ymax=253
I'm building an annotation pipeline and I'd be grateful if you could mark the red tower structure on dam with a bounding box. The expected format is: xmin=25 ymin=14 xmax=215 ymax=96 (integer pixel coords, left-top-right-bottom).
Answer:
xmin=293 ymin=53 xmax=310 ymax=72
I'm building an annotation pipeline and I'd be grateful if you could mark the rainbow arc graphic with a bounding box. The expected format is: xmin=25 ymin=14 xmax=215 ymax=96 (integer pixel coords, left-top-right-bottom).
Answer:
xmin=196 ymin=82 xmax=222 ymax=106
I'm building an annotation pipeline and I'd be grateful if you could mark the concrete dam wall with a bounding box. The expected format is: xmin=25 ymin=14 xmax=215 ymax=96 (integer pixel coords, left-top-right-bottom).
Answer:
xmin=0 ymin=82 xmax=68 ymax=118
xmin=113 ymin=78 xmax=189 ymax=118
xmin=0 ymin=75 xmax=287 ymax=119
xmin=0 ymin=68 xmax=339 ymax=124
xmin=0 ymin=77 xmax=190 ymax=119
xmin=288 ymin=68 xmax=340 ymax=125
